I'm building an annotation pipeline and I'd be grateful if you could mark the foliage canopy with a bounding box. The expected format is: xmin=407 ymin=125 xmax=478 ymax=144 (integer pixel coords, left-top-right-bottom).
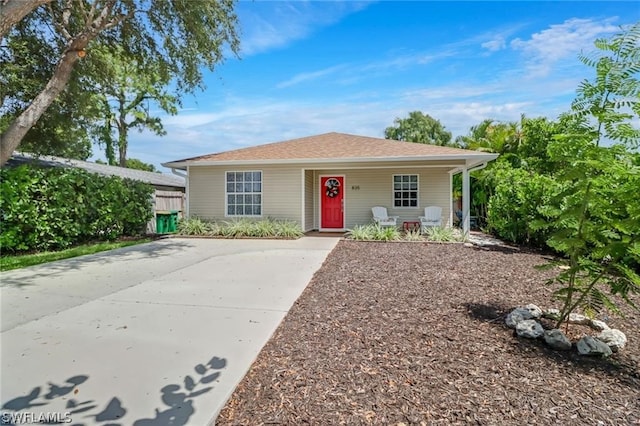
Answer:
xmin=384 ymin=111 xmax=455 ymax=146
xmin=0 ymin=0 xmax=240 ymax=165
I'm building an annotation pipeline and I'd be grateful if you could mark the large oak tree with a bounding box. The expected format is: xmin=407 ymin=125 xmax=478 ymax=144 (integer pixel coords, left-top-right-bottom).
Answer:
xmin=0 ymin=0 xmax=239 ymax=165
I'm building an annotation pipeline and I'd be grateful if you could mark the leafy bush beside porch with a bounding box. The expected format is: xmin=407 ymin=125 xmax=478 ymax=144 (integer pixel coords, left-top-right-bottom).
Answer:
xmin=347 ymin=224 xmax=464 ymax=242
xmin=0 ymin=165 xmax=154 ymax=253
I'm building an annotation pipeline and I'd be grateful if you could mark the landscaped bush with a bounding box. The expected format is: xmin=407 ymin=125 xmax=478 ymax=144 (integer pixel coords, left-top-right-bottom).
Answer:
xmin=178 ymin=217 xmax=303 ymax=239
xmin=348 ymin=224 xmax=399 ymax=241
xmin=177 ymin=217 xmax=215 ymax=235
xmin=403 ymin=229 xmax=423 ymax=241
xmin=0 ymin=165 xmax=154 ymax=253
xmin=485 ymin=165 xmax=557 ymax=247
xmin=348 ymin=224 xmax=463 ymax=242
xmin=424 ymin=226 xmax=464 ymax=242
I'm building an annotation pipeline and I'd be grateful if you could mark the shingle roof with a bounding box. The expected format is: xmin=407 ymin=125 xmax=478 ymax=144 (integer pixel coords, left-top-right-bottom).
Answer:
xmin=164 ymin=132 xmax=495 ymax=167
xmin=8 ymin=153 xmax=185 ymax=188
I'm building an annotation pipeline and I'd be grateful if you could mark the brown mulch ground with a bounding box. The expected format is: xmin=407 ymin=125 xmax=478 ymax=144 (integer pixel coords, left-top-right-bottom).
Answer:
xmin=217 ymin=241 xmax=640 ymax=425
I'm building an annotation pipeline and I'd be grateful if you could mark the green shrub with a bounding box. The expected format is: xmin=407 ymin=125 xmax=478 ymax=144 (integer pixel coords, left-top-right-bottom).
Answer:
xmin=346 ymin=224 xmax=375 ymax=240
xmin=0 ymin=165 xmax=153 ymax=253
xmin=486 ymin=165 xmax=556 ymax=247
xmin=178 ymin=217 xmax=302 ymax=239
xmin=424 ymin=226 xmax=464 ymax=242
xmin=220 ymin=218 xmax=252 ymax=238
xmin=178 ymin=217 xmax=213 ymax=235
xmin=374 ymin=225 xmax=400 ymax=241
xmin=347 ymin=224 xmax=400 ymax=241
xmin=403 ymin=229 xmax=423 ymax=241
xmin=272 ymin=220 xmax=304 ymax=238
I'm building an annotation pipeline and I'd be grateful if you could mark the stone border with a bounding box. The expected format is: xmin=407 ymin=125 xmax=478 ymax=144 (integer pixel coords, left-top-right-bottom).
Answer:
xmin=506 ymin=304 xmax=627 ymax=357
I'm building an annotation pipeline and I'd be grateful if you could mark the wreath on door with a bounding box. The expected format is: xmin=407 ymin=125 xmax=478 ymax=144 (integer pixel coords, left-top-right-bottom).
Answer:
xmin=325 ymin=178 xmax=340 ymax=198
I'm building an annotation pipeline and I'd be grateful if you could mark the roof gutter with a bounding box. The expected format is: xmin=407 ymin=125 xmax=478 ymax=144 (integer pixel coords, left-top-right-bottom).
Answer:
xmin=162 ymin=153 xmax=499 ymax=169
xmin=468 ymin=161 xmax=489 ymax=173
xmin=448 ymin=159 xmax=492 ymax=176
xmin=170 ymin=168 xmax=187 ymax=178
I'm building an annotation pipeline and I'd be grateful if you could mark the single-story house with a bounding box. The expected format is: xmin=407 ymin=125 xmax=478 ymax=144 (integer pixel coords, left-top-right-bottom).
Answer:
xmin=162 ymin=132 xmax=498 ymax=234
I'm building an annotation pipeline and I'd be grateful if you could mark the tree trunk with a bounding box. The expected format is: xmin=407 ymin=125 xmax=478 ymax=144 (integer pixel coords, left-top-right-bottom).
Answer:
xmin=117 ymin=93 xmax=128 ymax=167
xmin=118 ymin=125 xmax=128 ymax=168
xmin=0 ymin=48 xmax=81 ymax=165
xmin=1 ymin=0 xmax=127 ymax=166
xmin=0 ymin=0 xmax=51 ymax=39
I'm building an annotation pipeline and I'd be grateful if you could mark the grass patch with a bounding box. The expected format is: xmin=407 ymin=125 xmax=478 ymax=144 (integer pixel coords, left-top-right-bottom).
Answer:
xmin=0 ymin=238 xmax=151 ymax=271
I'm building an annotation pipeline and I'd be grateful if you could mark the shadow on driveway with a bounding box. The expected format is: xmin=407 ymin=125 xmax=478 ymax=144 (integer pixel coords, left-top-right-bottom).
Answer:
xmin=1 ymin=355 xmax=227 ymax=426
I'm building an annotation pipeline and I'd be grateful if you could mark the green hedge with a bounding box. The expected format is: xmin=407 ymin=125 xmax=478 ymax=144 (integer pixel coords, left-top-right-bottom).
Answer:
xmin=486 ymin=166 xmax=557 ymax=248
xmin=0 ymin=165 xmax=154 ymax=253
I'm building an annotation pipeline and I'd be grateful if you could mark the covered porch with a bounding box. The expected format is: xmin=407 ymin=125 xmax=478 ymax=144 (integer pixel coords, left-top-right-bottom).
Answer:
xmin=299 ymin=159 xmax=491 ymax=236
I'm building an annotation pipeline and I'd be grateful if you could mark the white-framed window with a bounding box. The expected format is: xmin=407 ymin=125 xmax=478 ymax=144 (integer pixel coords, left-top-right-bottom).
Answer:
xmin=393 ymin=174 xmax=419 ymax=208
xmin=226 ymin=171 xmax=262 ymax=216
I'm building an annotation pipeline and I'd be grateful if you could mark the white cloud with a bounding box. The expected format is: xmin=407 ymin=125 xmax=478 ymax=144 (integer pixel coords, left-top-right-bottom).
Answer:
xmin=510 ymin=18 xmax=619 ymax=77
xmin=274 ymin=49 xmax=457 ymax=90
xmin=118 ymin=16 xmax=627 ymax=171
xmin=128 ymin=85 xmax=561 ymax=172
xmin=276 ymin=65 xmax=347 ymax=88
xmin=238 ymin=2 xmax=371 ymax=56
xmin=481 ymin=36 xmax=506 ymax=52
xmin=402 ymin=85 xmax=504 ymax=101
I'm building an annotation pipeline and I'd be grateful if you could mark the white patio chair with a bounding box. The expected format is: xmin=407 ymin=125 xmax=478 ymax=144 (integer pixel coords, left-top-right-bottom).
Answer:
xmin=419 ymin=206 xmax=442 ymax=232
xmin=371 ymin=206 xmax=399 ymax=228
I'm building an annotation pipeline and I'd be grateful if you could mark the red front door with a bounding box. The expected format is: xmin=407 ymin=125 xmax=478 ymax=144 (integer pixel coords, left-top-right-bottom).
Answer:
xmin=321 ymin=176 xmax=344 ymax=229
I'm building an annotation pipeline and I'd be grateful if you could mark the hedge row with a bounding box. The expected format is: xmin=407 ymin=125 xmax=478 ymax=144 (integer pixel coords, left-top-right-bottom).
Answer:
xmin=0 ymin=165 xmax=154 ymax=253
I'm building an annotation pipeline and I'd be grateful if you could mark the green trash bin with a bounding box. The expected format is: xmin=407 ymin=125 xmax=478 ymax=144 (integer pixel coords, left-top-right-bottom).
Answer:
xmin=156 ymin=211 xmax=172 ymax=234
xmin=168 ymin=210 xmax=179 ymax=233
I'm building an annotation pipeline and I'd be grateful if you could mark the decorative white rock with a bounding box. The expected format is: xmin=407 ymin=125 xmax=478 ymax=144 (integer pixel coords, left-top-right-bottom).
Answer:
xmin=543 ymin=329 xmax=572 ymax=351
xmin=597 ymin=329 xmax=627 ymax=352
xmin=568 ymin=313 xmax=591 ymax=325
xmin=577 ymin=336 xmax=612 ymax=357
xmin=589 ymin=319 xmax=610 ymax=332
xmin=523 ymin=304 xmax=542 ymax=319
xmin=516 ymin=319 xmax=545 ymax=339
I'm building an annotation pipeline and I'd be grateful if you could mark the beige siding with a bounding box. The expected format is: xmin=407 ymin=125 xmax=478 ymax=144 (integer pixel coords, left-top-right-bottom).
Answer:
xmin=188 ymin=165 xmax=303 ymax=224
xmin=188 ymin=161 xmax=454 ymax=229
xmin=263 ymin=166 xmax=302 ymax=222
xmin=313 ymin=168 xmax=451 ymax=229
xmin=189 ymin=167 xmax=224 ymax=219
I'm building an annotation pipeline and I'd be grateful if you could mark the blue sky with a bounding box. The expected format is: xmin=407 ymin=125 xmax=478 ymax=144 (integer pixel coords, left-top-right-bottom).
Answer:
xmin=112 ymin=1 xmax=640 ymax=172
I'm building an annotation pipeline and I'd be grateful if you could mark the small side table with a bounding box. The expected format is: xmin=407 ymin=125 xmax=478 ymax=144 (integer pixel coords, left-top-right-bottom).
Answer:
xmin=403 ymin=221 xmax=421 ymax=232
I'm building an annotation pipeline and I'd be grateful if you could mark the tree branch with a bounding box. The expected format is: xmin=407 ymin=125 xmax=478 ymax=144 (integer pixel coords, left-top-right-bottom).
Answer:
xmin=0 ymin=0 xmax=52 ymax=39
xmin=47 ymin=1 xmax=72 ymax=41
xmin=0 ymin=49 xmax=80 ymax=164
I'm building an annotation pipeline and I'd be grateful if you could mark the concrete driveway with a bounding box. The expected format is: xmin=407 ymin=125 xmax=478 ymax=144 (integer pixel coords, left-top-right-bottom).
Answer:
xmin=0 ymin=236 xmax=339 ymax=425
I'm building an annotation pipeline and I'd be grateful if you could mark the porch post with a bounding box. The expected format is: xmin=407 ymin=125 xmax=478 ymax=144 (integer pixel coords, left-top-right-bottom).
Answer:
xmin=462 ymin=167 xmax=470 ymax=236
xmin=185 ymin=165 xmax=190 ymax=218
xmin=448 ymin=171 xmax=453 ymax=227
xmin=301 ymin=169 xmax=306 ymax=232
